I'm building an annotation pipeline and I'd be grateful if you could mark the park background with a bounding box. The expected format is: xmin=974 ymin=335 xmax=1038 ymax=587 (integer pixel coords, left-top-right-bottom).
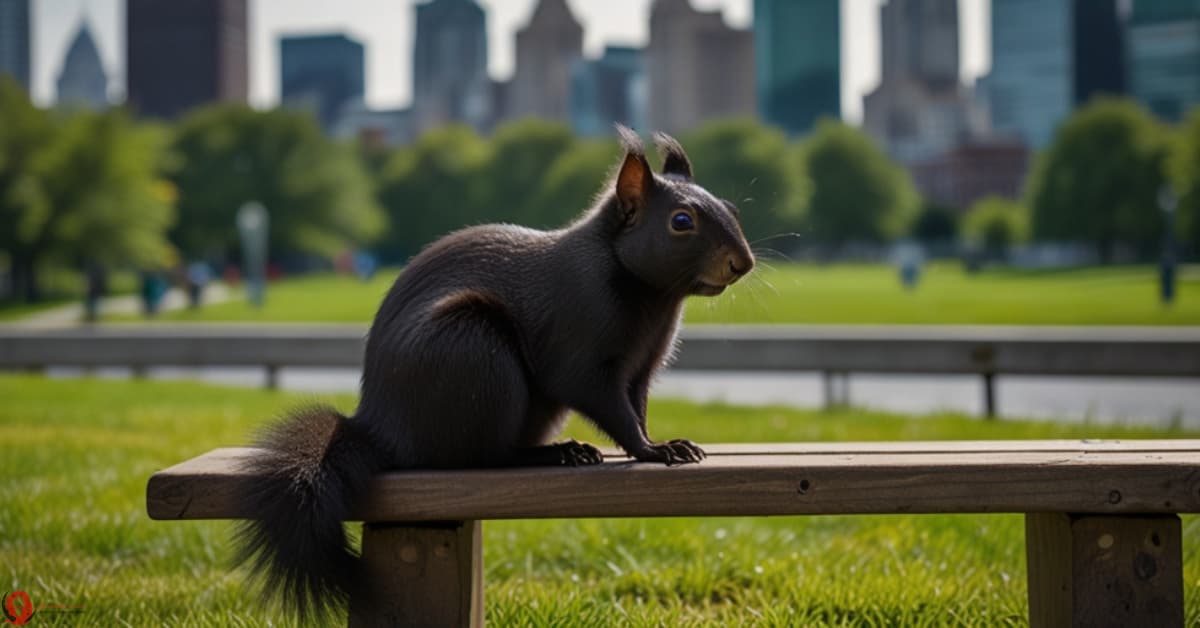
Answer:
xmin=3 ymin=0 xmax=1200 ymax=624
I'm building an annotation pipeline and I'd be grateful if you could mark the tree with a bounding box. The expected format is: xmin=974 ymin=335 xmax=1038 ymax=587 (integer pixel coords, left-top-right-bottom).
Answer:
xmin=526 ymin=139 xmax=619 ymax=229
xmin=1027 ymin=98 xmax=1168 ymax=261
xmin=1168 ymin=106 xmax=1200 ymax=256
xmin=961 ymin=196 xmax=1030 ymax=261
xmin=911 ymin=203 xmax=959 ymax=247
xmin=169 ymin=106 xmax=384 ymax=263
xmin=376 ymin=125 xmax=492 ymax=260
xmin=799 ymin=120 xmax=919 ymax=249
xmin=0 ymin=77 xmax=53 ymax=300
xmin=681 ymin=118 xmax=804 ymax=244
xmin=484 ymin=119 xmax=575 ymax=227
xmin=0 ymin=78 xmax=176 ymax=301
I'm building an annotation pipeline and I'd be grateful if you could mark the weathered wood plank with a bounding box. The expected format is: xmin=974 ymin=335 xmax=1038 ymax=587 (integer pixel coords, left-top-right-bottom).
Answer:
xmin=1026 ymin=513 xmax=1183 ymax=628
xmin=348 ymin=521 xmax=483 ymax=628
xmin=146 ymin=442 xmax=1200 ymax=521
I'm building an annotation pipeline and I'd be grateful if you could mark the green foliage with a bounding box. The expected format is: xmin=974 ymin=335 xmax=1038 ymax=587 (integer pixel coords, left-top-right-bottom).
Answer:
xmin=376 ymin=125 xmax=492 ymax=259
xmin=799 ymin=120 xmax=919 ymax=247
xmin=1027 ymin=98 xmax=1169 ymax=260
xmin=1169 ymin=107 xmax=1200 ymax=254
xmin=485 ymin=119 xmax=575 ymax=227
xmin=0 ymin=78 xmax=175 ymax=301
xmin=681 ymin=118 xmax=804 ymax=242
xmin=961 ymin=196 xmax=1030 ymax=259
xmin=526 ymin=138 xmax=619 ymax=229
xmin=911 ymin=203 xmax=959 ymax=245
xmin=169 ymin=105 xmax=384 ymax=261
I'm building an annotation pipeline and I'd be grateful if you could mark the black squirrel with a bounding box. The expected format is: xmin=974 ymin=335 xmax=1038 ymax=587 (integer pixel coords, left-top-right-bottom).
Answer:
xmin=233 ymin=126 xmax=755 ymax=619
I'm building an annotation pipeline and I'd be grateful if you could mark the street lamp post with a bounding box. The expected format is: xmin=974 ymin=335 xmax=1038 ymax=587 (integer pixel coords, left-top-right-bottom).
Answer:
xmin=237 ymin=201 xmax=269 ymax=309
xmin=1159 ymin=186 xmax=1177 ymax=305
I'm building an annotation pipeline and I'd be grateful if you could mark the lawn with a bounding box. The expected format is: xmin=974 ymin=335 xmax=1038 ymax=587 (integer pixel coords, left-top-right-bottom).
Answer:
xmin=129 ymin=263 xmax=1200 ymax=326
xmin=3 ymin=375 xmax=1200 ymax=625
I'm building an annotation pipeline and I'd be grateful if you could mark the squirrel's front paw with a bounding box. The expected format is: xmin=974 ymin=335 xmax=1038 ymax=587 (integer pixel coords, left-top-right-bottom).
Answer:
xmin=635 ymin=439 xmax=706 ymax=466
xmin=557 ymin=439 xmax=604 ymax=466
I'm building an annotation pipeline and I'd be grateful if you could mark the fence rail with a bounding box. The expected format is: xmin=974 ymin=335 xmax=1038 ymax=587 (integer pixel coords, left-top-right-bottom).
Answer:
xmin=3 ymin=324 xmax=1198 ymax=416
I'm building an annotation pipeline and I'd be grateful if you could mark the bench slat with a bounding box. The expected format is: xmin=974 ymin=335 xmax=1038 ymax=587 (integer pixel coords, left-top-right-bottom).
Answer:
xmin=147 ymin=441 xmax=1200 ymax=522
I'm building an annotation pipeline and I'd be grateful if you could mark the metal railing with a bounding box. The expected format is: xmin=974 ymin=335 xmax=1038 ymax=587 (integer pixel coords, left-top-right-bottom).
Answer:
xmin=3 ymin=324 xmax=1198 ymax=417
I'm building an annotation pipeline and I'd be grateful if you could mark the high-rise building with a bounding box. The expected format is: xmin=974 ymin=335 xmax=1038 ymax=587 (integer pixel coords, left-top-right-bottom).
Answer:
xmin=412 ymin=0 xmax=490 ymax=135
xmin=1127 ymin=0 xmax=1200 ymax=122
xmin=0 ymin=0 xmax=30 ymax=90
xmin=863 ymin=0 xmax=984 ymax=163
xmin=280 ymin=33 xmax=365 ymax=131
xmin=647 ymin=0 xmax=755 ymax=134
xmin=570 ymin=46 xmax=645 ymax=137
xmin=506 ymin=0 xmax=583 ymax=122
xmin=986 ymin=0 xmax=1125 ymax=148
xmin=56 ymin=21 xmax=109 ymax=109
xmin=754 ymin=0 xmax=840 ymax=135
xmin=126 ymin=0 xmax=248 ymax=118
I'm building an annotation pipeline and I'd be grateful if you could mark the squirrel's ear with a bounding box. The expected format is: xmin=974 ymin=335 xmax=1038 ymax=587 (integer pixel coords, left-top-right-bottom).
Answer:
xmin=614 ymin=125 xmax=654 ymax=211
xmin=654 ymin=132 xmax=693 ymax=180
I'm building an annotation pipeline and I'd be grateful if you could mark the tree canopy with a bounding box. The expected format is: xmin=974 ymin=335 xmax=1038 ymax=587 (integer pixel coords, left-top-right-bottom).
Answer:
xmin=1027 ymin=98 xmax=1168 ymax=260
xmin=1169 ymin=108 xmax=1200 ymax=255
xmin=169 ymin=105 xmax=384 ymax=262
xmin=0 ymin=78 xmax=175 ymax=300
xmin=798 ymin=120 xmax=919 ymax=248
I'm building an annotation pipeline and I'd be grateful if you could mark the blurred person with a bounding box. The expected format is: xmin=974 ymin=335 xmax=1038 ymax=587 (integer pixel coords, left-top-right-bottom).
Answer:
xmin=84 ymin=262 xmax=107 ymax=323
xmin=185 ymin=261 xmax=212 ymax=309
xmin=140 ymin=272 xmax=169 ymax=317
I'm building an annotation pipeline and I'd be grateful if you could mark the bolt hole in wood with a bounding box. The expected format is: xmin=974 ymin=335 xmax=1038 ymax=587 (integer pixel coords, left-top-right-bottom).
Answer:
xmin=1108 ymin=490 xmax=1122 ymax=504
xmin=797 ymin=479 xmax=811 ymax=494
xmin=1152 ymin=532 xmax=1162 ymax=547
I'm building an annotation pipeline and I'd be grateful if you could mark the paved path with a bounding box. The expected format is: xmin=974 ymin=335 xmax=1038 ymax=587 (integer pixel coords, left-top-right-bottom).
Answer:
xmin=12 ymin=284 xmax=233 ymax=328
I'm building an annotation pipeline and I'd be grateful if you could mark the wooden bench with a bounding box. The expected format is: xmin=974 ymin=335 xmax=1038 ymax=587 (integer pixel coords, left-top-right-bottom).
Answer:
xmin=147 ymin=440 xmax=1200 ymax=627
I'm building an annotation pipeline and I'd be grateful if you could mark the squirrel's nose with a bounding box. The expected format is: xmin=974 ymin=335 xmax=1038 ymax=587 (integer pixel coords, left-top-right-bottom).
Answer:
xmin=728 ymin=254 xmax=753 ymax=278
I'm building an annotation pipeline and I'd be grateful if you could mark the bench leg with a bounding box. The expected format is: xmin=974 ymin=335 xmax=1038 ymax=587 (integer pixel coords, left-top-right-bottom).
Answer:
xmin=348 ymin=520 xmax=483 ymax=628
xmin=1025 ymin=513 xmax=1182 ymax=628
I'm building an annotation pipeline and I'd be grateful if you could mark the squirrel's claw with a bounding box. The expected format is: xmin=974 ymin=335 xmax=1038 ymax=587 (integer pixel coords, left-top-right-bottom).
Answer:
xmin=637 ymin=439 xmax=706 ymax=466
xmin=558 ymin=439 xmax=605 ymax=466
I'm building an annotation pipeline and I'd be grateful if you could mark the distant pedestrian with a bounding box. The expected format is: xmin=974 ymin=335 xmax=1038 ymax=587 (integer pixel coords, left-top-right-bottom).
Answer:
xmin=84 ymin=263 xmax=107 ymax=323
xmin=186 ymin=262 xmax=212 ymax=309
xmin=893 ymin=242 xmax=925 ymax=291
xmin=140 ymin=272 xmax=169 ymax=317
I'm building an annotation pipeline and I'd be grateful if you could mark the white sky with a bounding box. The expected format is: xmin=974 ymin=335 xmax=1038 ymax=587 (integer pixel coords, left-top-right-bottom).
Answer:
xmin=31 ymin=0 xmax=991 ymax=124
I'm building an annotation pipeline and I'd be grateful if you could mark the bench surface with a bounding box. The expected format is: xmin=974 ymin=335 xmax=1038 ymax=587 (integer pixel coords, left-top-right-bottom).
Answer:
xmin=146 ymin=440 xmax=1200 ymax=522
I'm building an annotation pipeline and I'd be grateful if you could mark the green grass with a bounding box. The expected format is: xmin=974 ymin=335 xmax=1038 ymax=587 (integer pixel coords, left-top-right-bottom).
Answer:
xmin=3 ymin=375 xmax=1200 ymax=625
xmin=128 ymin=263 xmax=1200 ymax=326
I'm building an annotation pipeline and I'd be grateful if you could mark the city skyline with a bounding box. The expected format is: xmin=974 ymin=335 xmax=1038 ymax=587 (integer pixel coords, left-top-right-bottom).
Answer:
xmin=29 ymin=0 xmax=991 ymax=124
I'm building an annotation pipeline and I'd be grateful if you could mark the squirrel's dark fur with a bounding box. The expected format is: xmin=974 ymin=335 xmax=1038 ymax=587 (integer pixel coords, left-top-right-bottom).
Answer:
xmin=233 ymin=126 xmax=754 ymax=619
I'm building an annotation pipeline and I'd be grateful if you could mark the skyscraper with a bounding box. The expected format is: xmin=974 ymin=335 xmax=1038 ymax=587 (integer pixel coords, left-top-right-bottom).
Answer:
xmin=754 ymin=0 xmax=840 ymax=135
xmin=570 ymin=46 xmax=645 ymax=136
xmin=862 ymin=0 xmax=983 ymax=163
xmin=986 ymin=0 xmax=1125 ymax=148
xmin=127 ymin=0 xmax=248 ymax=118
xmin=56 ymin=21 xmax=109 ymax=109
xmin=506 ymin=0 xmax=583 ymax=122
xmin=1127 ymin=0 xmax=1200 ymax=122
xmin=0 ymin=0 xmax=30 ymax=90
xmin=280 ymin=33 xmax=365 ymax=131
xmin=412 ymin=0 xmax=490 ymax=135
xmin=647 ymin=0 xmax=755 ymax=134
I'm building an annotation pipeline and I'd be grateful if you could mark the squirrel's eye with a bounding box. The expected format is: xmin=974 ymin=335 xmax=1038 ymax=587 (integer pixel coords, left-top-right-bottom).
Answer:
xmin=670 ymin=212 xmax=695 ymax=232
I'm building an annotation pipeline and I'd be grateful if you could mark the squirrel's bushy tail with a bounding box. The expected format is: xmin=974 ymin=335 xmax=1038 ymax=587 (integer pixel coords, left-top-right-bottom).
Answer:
xmin=233 ymin=404 xmax=384 ymax=621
